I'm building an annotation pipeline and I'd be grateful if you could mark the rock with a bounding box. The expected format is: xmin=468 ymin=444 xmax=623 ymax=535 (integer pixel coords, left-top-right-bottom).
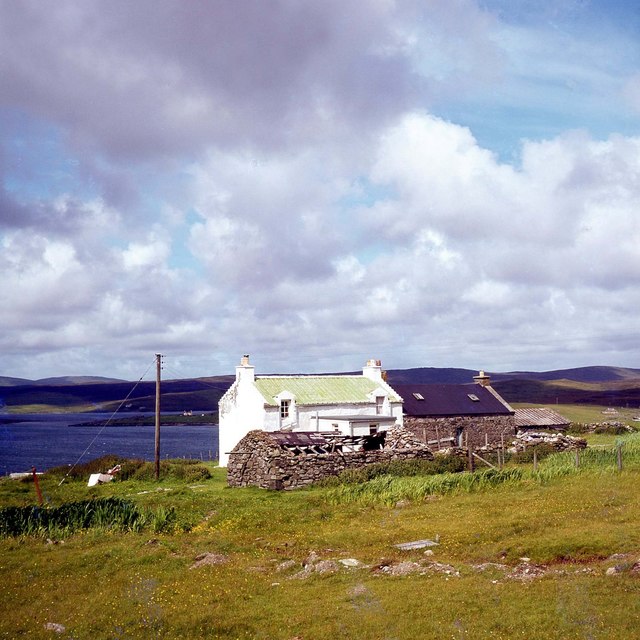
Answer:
xmin=394 ymin=539 xmax=440 ymax=551
xmin=276 ymin=559 xmax=298 ymax=572
xmin=423 ymin=561 xmax=460 ymax=577
xmin=606 ymin=566 xmax=623 ymax=576
xmin=189 ymin=552 xmax=228 ymax=569
xmin=339 ymin=558 xmax=361 ymax=567
xmin=507 ymin=562 xmax=547 ymax=581
xmin=380 ymin=561 xmax=423 ymax=576
xmin=43 ymin=623 xmax=66 ymax=634
xmin=314 ymin=560 xmax=340 ymax=575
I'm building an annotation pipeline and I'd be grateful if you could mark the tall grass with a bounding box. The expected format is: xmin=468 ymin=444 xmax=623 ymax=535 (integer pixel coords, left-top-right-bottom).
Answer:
xmin=326 ymin=433 xmax=640 ymax=506
xmin=0 ymin=497 xmax=178 ymax=538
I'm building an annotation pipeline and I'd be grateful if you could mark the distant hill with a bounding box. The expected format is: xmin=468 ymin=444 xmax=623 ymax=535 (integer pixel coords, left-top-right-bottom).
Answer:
xmin=385 ymin=365 xmax=640 ymax=385
xmin=385 ymin=367 xmax=478 ymax=384
xmin=33 ymin=376 xmax=127 ymax=386
xmin=386 ymin=366 xmax=640 ymax=407
xmin=0 ymin=376 xmax=33 ymax=387
xmin=492 ymin=366 xmax=640 ymax=384
xmin=0 ymin=376 xmax=234 ymax=413
xmin=0 ymin=375 xmax=126 ymax=387
xmin=1 ymin=365 xmax=639 ymax=412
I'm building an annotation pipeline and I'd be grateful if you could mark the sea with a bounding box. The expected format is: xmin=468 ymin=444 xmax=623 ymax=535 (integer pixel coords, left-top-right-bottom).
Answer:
xmin=0 ymin=413 xmax=219 ymax=475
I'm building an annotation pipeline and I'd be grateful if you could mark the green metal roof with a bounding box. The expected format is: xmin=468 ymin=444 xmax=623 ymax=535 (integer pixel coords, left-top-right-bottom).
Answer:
xmin=254 ymin=376 xmax=401 ymax=406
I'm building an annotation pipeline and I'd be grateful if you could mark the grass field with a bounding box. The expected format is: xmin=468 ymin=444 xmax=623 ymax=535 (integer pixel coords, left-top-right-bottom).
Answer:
xmin=2 ymin=437 xmax=640 ymax=639
xmin=512 ymin=402 xmax=640 ymax=427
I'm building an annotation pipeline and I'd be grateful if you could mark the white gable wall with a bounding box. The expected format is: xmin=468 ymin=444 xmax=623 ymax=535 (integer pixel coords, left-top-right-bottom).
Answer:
xmin=218 ymin=376 xmax=267 ymax=467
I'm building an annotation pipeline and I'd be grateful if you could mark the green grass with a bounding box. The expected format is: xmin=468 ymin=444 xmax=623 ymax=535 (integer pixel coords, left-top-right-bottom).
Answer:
xmin=512 ymin=402 xmax=640 ymax=426
xmin=2 ymin=447 xmax=640 ymax=639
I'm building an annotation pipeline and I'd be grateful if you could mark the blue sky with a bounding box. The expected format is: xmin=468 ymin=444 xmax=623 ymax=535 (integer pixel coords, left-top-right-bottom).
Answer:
xmin=1 ymin=0 xmax=639 ymax=380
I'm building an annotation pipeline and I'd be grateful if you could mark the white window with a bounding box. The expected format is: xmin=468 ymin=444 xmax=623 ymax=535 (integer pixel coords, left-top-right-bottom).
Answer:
xmin=280 ymin=399 xmax=290 ymax=419
xmin=375 ymin=396 xmax=385 ymax=414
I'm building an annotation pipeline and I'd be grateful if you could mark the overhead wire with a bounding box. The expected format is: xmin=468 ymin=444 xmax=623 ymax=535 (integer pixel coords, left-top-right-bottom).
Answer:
xmin=57 ymin=358 xmax=156 ymax=486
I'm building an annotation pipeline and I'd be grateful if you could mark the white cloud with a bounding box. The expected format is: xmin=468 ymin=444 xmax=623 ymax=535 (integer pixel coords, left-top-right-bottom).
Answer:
xmin=1 ymin=2 xmax=640 ymax=379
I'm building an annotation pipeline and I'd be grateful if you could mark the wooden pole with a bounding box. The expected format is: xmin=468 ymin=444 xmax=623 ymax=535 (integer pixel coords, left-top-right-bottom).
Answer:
xmin=616 ymin=444 xmax=623 ymax=471
xmin=574 ymin=449 xmax=580 ymax=469
xmin=32 ymin=467 xmax=43 ymax=506
xmin=533 ymin=447 xmax=538 ymax=472
xmin=155 ymin=353 xmax=162 ymax=481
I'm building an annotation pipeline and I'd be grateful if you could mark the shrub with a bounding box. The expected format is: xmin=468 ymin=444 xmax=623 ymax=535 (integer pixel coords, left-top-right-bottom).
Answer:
xmin=46 ymin=455 xmax=133 ymax=481
xmin=511 ymin=443 xmax=557 ymax=464
xmin=0 ymin=497 xmax=145 ymax=537
xmin=317 ymin=453 xmax=465 ymax=487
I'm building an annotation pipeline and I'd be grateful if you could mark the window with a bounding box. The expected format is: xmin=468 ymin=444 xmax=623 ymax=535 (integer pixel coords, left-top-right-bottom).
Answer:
xmin=412 ymin=392 xmax=425 ymax=400
xmin=375 ymin=396 xmax=385 ymax=414
xmin=280 ymin=399 xmax=290 ymax=419
xmin=467 ymin=394 xmax=479 ymax=402
xmin=369 ymin=425 xmax=378 ymax=435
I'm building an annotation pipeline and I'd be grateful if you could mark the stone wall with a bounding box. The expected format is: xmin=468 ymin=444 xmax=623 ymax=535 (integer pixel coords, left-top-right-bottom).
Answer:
xmin=227 ymin=427 xmax=433 ymax=490
xmin=403 ymin=414 xmax=516 ymax=450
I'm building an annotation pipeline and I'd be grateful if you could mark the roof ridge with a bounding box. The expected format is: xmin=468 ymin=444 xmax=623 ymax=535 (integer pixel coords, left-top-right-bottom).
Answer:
xmin=256 ymin=374 xmax=362 ymax=379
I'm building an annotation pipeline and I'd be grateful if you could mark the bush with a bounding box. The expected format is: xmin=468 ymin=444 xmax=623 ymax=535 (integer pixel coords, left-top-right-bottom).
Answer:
xmin=317 ymin=454 xmax=465 ymax=487
xmin=46 ymin=455 xmax=133 ymax=481
xmin=46 ymin=456 xmax=211 ymax=483
xmin=125 ymin=459 xmax=211 ymax=482
xmin=511 ymin=443 xmax=557 ymax=464
xmin=0 ymin=497 xmax=144 ymax=537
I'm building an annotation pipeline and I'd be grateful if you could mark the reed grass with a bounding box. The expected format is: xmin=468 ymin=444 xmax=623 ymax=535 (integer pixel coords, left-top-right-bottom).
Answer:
xmin=326 ymin=433 xmax=640 ymax=506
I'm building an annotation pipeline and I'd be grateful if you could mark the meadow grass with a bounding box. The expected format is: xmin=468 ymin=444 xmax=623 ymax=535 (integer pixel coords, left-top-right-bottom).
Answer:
xmin=2 ymin=445 xmax=640 ymax=639
xmin=512 ymin=402 xmax=640 ymax=427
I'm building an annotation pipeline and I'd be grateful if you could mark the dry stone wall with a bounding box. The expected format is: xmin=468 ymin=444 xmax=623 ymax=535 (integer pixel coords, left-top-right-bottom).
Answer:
xmin=403 ymin=415 xmax=516 ymax=450
xmin=227 ymin=427 xmax=434 ymax=490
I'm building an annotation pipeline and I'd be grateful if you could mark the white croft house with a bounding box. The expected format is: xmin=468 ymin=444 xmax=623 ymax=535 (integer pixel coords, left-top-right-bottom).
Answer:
xmin=218 ymin=356 xmax=403 ymax=466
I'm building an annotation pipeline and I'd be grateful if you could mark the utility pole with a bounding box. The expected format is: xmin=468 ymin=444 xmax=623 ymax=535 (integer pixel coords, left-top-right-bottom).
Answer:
xmin=155 ymin=353 xmax=162 ymax=481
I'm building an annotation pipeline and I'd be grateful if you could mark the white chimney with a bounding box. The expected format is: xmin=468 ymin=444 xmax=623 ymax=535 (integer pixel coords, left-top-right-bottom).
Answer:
xmin=236 ymin=354 xmax=255 ymax=383
xmin=363 ymin=358 xmax=383 ymax=381
xmin=473 ymin=370 xmax=491 ymax=387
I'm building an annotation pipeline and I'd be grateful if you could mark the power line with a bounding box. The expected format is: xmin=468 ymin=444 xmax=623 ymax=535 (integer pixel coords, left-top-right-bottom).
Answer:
xmin=58 ymin=358 xmax=156 ymax=486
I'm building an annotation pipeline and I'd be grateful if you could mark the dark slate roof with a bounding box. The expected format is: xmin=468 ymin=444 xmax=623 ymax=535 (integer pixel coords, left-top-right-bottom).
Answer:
xmin=395 ymin=383 xmax=513 ymax=417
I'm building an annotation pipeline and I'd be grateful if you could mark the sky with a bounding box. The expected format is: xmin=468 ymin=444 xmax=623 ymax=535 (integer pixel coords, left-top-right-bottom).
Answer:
xmin=1 ymin=0 xmax=640 ymax=381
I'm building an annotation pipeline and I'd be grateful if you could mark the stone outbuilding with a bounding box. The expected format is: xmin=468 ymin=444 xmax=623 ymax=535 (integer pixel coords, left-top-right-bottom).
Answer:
xmin=218 ymin=355 xmax=403 ymax=466
xmin=394 ymin=371 xmax=516 ymax=450
xmin=227 ymin=425 xmax=433 ymax=490
xmin=514 ymin=407 xmax=570 ymax=432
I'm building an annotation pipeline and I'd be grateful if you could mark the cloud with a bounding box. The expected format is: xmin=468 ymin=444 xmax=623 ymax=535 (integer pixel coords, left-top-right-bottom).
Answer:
xmin=0 ymin=0 xmax=501 ymax=163
xmin=1 ymin=1 xmax=639 ymax=379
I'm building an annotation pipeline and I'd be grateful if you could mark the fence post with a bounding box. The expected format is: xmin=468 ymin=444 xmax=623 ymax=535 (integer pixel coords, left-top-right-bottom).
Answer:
xmin=468 ymin=446 xmax=474 ymax=472
xmin=617 ymin=444 xmax=623 ymax=471
xmin=533 ymin=447 xmax=538 ymax=472
xmin=32 ymin=467 xmax=43 ymax=506
xmin=575 ymin=449 xmax=580 ymax=469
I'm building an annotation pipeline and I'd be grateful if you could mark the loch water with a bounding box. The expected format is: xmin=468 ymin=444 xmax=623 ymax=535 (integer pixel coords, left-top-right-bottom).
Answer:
xmin=0 ymin=413 xmax=218 ymax=474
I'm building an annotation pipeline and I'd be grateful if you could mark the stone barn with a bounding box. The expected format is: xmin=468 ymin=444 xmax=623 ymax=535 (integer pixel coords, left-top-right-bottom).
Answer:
xmin=227 ymin=425 xmax=433 ymax=490
xmin=514 ymin=407 xmax=570 ymax=432
xmin=394 ymin=371 xmax=516 ymax=451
